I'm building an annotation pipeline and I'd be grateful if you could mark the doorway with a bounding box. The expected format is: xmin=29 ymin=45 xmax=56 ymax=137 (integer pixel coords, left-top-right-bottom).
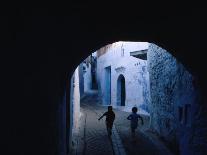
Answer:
xmin=117 ymin=74 xmax=126 ymax=106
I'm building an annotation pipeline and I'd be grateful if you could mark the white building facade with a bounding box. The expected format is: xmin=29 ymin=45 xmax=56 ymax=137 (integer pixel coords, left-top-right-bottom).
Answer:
xmin=96 ymin=41 xmax=150 ymax=114
xmin=83 ymin=62 xmax=92 ymax=93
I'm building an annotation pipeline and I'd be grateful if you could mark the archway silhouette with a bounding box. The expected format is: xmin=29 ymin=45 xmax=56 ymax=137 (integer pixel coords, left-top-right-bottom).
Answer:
xmin=4 ymin=6 xmax=206 ymax=155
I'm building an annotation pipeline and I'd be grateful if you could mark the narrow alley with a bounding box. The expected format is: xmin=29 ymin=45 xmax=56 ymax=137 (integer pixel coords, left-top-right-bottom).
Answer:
xmin=71 ymin=91 xmax=174 ymax=155
xmin=69 ymin=42 xmax=203 ymax=154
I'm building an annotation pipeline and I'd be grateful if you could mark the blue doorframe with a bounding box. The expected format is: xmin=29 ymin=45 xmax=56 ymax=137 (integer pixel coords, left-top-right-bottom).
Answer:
xmin=104 ymin=66 xmax=111 ymax=105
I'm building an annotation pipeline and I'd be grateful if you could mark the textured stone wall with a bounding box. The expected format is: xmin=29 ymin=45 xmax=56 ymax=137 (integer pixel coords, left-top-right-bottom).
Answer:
xmin=148 ymin=43 xmax=206 ymax=154
xmin=148 ymin=43 xmax=179 ymax=142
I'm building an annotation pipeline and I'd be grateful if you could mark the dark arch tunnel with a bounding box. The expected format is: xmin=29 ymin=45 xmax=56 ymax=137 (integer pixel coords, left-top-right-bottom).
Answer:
xmin=2 ymin=5 xmax=207 ymax=155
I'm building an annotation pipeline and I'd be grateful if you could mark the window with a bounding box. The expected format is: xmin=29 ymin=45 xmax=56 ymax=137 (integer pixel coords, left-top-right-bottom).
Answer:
xmin=178 ymin=106 xmax=184 ymax=124
xmin=178 ymin=104 xmax=191 ymax=126
xmin=184 ymin=104 xmax=191 ymax=126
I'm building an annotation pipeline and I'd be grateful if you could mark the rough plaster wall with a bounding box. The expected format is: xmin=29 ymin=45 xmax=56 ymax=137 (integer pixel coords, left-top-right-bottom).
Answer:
xmin=96 ymin=42 xmax=150 ymax=114
xmin=148 ymin=43 xmax=178 ymax=141
xmin=148 ymin=43 xmax=206 ymax=154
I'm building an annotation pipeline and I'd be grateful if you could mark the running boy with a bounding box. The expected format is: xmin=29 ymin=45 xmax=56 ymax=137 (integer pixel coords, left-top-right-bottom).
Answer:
xmin=127 ymin=107 xmax=144 ymax=141
xmin=98 ymin=106 xmax=115 ymax=137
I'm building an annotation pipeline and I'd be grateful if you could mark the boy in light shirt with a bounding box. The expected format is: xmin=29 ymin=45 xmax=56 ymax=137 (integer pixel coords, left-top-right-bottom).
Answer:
xmin=127 ymin=107 xmax=144 ymax=142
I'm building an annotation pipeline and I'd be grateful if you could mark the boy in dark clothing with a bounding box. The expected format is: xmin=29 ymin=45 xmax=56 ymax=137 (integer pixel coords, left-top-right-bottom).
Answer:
xmin=127 ymin=107 xmax=144 ymax=141
xmin=98 ymin=106 xmax=115 ymax=137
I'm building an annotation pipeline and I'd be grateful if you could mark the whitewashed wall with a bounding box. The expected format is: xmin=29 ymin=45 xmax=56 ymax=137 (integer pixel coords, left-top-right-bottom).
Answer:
xmin=71 ymin=67 xmax=80 ymax=133
xmin=96 ymin=42 xmax=150 ymax=114
xmin=83 ymin=63 xmax=92 ymax=93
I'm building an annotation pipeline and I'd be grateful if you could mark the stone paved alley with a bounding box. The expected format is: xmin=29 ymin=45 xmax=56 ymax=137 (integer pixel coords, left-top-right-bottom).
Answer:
xmin=71 ymin=91 xmax=174 ymax=155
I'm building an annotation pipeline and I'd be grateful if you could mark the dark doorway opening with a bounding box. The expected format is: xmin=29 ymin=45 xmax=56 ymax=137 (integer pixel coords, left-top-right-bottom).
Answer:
xmin=117 ymin=74 xmax=126 ymax=106
xmin=91 ymin=55 xmax=98 ymax=89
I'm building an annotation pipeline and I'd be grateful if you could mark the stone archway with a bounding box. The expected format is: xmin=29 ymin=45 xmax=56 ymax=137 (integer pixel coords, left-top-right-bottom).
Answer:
xmin=117 ymin=74 xmax=126 ymax=106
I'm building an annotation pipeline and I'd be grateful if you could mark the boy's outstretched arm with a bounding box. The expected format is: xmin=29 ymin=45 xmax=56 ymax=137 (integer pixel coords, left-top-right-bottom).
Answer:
xmin=98 ymin=112 xmax=106 ymax=120
xmin=127 ymin=115 xmax=131 ymax=120
xmin=98 ymin=115 xmax=104 ymax=120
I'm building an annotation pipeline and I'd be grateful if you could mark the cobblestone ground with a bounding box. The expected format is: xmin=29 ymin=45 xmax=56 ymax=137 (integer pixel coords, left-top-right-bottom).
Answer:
xmin=114 ymin=109 xmax=172 ymax=155
xmin=71 ymin=91 xmax=174 ymax=155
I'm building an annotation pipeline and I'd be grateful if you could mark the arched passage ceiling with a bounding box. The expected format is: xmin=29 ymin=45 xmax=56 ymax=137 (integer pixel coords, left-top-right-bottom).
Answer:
xmin=2 ymin=4 xmax=206 ymax=88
